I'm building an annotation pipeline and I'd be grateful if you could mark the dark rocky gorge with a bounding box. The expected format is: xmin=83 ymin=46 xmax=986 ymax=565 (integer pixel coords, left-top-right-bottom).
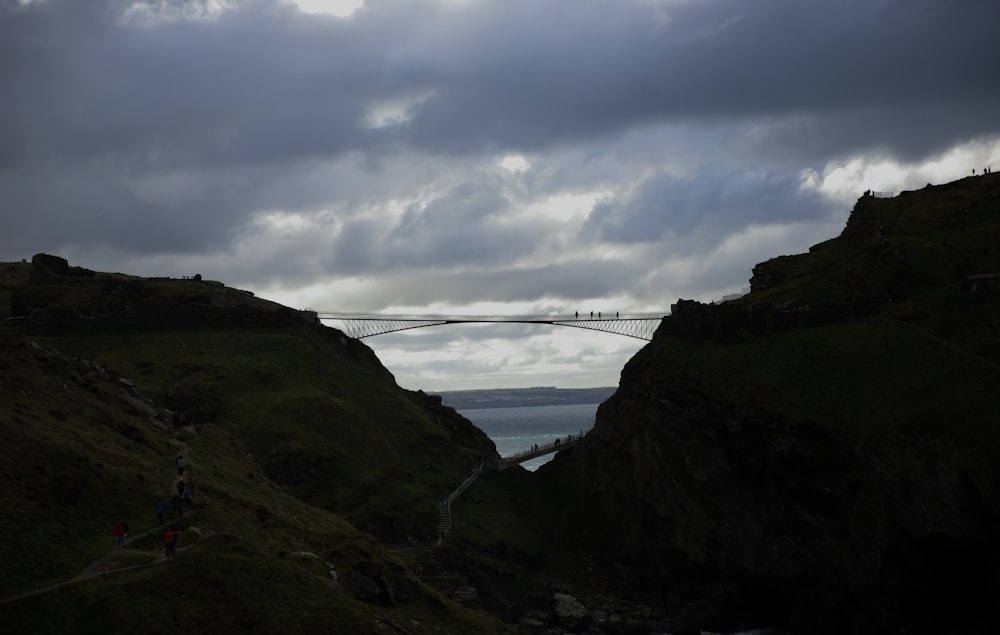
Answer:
xmin=541 ymin=364 xmax=1000 ymax=634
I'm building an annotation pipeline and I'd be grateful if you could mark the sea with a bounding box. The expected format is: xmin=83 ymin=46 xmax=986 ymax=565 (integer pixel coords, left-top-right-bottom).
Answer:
xmin=456 ymin=402 xmax=598 ymax=471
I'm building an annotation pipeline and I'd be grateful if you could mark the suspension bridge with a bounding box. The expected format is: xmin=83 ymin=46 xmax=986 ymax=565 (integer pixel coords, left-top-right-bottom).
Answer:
xmin=436 ymin=431 xmax=586 ymax=541
xmin=318 ymin=312 xmax=666 ymax=341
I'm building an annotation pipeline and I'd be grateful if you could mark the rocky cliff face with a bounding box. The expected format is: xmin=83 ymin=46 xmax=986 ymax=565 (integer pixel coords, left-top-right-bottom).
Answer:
xmin=550 ymin=353 xmax=1000 ymax=633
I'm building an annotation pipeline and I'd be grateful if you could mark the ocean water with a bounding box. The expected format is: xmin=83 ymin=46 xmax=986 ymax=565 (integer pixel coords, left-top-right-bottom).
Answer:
xmin=458 ymin=403 xmax=599 ymax=471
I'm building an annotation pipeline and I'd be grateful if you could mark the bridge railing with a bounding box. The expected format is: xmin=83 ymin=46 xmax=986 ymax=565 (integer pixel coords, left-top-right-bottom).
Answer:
xmin=319 ymin=312 xmax=666 ymax=321
xmin=494 ymin=432 xmax=586 ymax=471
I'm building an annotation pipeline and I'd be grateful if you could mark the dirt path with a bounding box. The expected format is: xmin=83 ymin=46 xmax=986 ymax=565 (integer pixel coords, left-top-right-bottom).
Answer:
xmin=1 ymin=441 xmax=205 ymax=604
xmin=1 ymin=520 xmax=215 ymax=605
xmin=1 ymin=546 xmax=176 ymax=604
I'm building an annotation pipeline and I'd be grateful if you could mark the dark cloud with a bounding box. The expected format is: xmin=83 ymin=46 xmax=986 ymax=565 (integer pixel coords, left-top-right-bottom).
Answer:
xmin=398 ymin=0 xmax=1000 ymax=157
xmin=583 ymin=167 xmax=840 ymax=249
xmin=740 ymin=101 xmax=1000 ymax=164
xmin=1 ymin=0 xmax=997 ymax=388
xmin=3 ymin=0 xmax=996 ymax=176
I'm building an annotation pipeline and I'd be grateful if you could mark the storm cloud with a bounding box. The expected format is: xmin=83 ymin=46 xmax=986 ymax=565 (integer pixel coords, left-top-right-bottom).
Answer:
xmin=3 ymin=0 xmax=999 ymax=389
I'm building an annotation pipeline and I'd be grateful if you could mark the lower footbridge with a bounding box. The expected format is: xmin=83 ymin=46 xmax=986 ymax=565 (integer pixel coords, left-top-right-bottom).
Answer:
xmin=318 ymin=313 xmax=665 ymax=341
xmin=436 ymin=432 xmax=586 ymax=541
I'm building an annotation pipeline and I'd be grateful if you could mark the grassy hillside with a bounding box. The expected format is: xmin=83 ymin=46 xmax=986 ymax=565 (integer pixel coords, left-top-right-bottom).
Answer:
xmin=1 ymin=258 xmax=498 ymax=539
xmin=0 ymin=333 xmax=505 ymax=633
xmin=748 ymin=175 xmax=1000 ymax=309
xmin=43 ymin=324 xmax=486 ymax=536
xmin=0 ymin=261 xmax=509 ymax=633
xmin=643 ymin=173 xmax=1000 ymax=450
xmin=645 ymin=318 xmax=1000 ymax=443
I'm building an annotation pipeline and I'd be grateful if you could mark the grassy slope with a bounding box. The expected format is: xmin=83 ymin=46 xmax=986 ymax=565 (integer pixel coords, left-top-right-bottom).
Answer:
xmin=44 ymin=324 xmax=476 ymax=533
xmin=0 ymin=259 xmax=499 ymax=531
xmin=0 ymin=332 xmax=505 ymax=633
xmin=641 ymin=174 xmax=1000 ymax=450
xmin=0 ymin=266 xmax=507 ymax=631
xmin=645 ymin=318 xmax=1000 ymax=443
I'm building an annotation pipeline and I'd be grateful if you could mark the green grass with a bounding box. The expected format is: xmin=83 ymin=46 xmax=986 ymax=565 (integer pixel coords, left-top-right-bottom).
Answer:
xmin=0 ymin=326 xmax=506 ymax=633
xmin=747 ymin=177 xmax=1000 ymax=310
xmin=30 ymin=321 xmax=491 ymax=537
xmin=643 ymin=318 xmax=1000 ymax=445
xmin=663 ymin=175 xmax=1000 ymax=450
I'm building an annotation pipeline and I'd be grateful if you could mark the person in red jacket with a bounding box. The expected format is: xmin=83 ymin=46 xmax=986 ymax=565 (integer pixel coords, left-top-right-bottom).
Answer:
xmin=163 ymin=529 xmax=181 ymax=558
xmin=112 ymin=522 xmax=126 ymax=550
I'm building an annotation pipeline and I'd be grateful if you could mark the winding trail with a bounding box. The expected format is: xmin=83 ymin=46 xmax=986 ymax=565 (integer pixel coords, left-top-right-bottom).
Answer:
xmin=1 ymin=441 xmax=210 ymax=604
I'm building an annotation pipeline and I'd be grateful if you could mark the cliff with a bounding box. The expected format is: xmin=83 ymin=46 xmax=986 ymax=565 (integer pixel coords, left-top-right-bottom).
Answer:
xmin=543 ymin=174 xmax=1000 ymax=634
xmin=556 ymin=358 xmax=1000 ymax=633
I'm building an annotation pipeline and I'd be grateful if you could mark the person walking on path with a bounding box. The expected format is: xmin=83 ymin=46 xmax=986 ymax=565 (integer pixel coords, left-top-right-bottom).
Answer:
xmin=176 ymin=478 xmax=186 ymax=497
xmin=112 ymin=522 xmax=125 ymax=550
xmin=171 ymin=494 xmax=185 ymax=517
xmin=156 ymin=500 xmax=166 ymax=524
xmin=182 ymin=483 xmax=193 ymax=509
xmin=163 ymin=529 xmax=181 ymax=558
xmin=176 ymin=454 xmax=186 ymax=476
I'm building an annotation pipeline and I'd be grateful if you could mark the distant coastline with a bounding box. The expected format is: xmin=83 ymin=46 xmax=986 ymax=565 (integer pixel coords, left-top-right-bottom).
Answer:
xmin=434 ymin=386 xmax=616 ymax=410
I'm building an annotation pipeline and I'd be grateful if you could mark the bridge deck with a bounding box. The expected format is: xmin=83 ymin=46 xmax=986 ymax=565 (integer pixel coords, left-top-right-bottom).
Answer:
xmin=319 ymin=313 xmax=666 ymax=341
xmin=493 ymin=433 xmax=584 ymax=470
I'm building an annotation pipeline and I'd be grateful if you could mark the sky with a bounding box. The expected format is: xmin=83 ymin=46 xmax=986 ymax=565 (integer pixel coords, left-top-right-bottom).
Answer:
xmin=3 ymin=0 xmax=1000 ymax=392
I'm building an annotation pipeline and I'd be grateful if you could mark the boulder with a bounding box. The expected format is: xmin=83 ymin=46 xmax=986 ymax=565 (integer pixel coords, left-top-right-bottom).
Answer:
xmin=551 ymin=592 xmax=589 ymax=631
